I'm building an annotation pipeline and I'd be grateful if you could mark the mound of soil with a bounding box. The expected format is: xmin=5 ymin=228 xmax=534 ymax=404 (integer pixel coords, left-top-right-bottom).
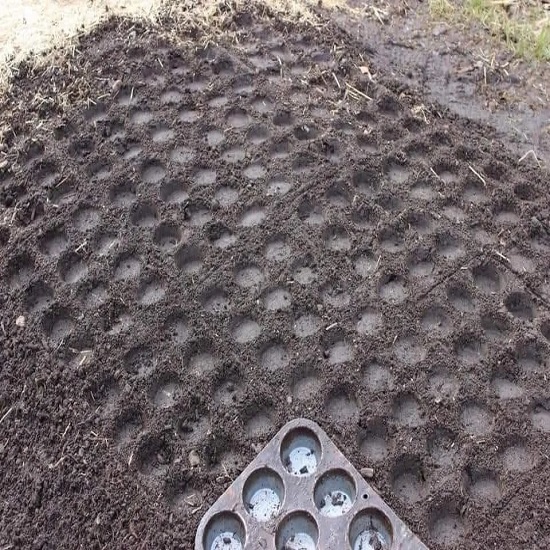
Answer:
xmin=0 ymin=8 xmax=549 ymax=550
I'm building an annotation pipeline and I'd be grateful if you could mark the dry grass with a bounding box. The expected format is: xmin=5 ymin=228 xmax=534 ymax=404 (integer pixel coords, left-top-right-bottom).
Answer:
xmin=429 ymin=0 xmax=550 ymax=61
xmin=0 ymin=0 xmax=355 ymax=90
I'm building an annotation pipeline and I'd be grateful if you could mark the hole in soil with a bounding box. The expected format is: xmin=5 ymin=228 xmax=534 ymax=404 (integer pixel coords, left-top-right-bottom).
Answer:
xmin=352 ymin=168 xmax=380 ymax=196
xmin=420 ymin=305 xmax=452 ymax=336
xmin=472 ymin=263 xmax=502 ymax=293
xmin=131 ymin=203 xmax=158 ymax=227
xmin=293 ymin=314 xmax=322 ymax=338
xmin=201 ymin=288 xmax=231 ymax=314
xmin=135 ymin=435 xmax=173 ymax=476
xmin=326 ymin=389 xmax=359 ymax=421
xmin=356 ymin=309 xmax=383 ymax=335
xmin=239 ymin=205 xmax=266 ymax=227
xmin=170 ymin=145 xmax=194 ymax=163
xmin=235 ymin=264 xmax=264 ymax=289
xmin=149 ymin=376 xmax=180 ymax=408
xmin=391 ymin=455 xmax=426 ymax=505
xmin=141 ymin=160 xmax=166 ymax=183
xmin=276 ymin=512 xmax=318 ymax=550
xmin=323 ymin=226 xmax=351 ymax=251
xmin=429 ymin=501 xmax=466 ymax=546
xmin=153 ymin=223 xmax=181 ymax=251
xmin=243 ymin=468 xmax=284 ymax=522
xmin=298 ymin=198 xmax=324 ymax=225
xmin=505 ymin=292 xmax=535 ymax=321
xmin=514 ymin=182 xmax=540 ymax=201
xmin=393 ymin=394 xmax=424 ymax=427
xmin=314 ymin=469 xmax=356 ymax=517
xmin=263 ymin=287 xmax=292 ymax=311
xmin=175 ymin=245 xmax=202 ymax=274
xmin=160 ymin=180 xmax=189 ymax=203
xmin=481 ymin=313 xmax=510 ymax=341
xmin=114 ymin=254 xmax=141 ymax=280
xmin=280 ymin=428 xmax=321 ymax=477
xmin=203 ymin=512 xmax=246 ymax=550
xmin=447 ymin=283 xmax=475 ymax=313
xmin=378 ymin=273 xmax=407 ymax=304
xmin=349 ymin=509 xmax=393 ymax=550
xmin=231 ymin=317 xmax=261 ymax=344
xmin=461 ymin=403 xmax=494 ymax=436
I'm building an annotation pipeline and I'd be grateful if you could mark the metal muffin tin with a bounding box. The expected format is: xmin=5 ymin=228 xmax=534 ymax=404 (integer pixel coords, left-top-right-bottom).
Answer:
xmin=196 ymin=418 xmax=429 ymax=549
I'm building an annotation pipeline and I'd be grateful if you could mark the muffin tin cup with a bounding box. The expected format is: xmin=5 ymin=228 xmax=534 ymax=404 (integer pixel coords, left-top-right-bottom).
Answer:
xmin=196 ymin=418 xmax=429 ymax=549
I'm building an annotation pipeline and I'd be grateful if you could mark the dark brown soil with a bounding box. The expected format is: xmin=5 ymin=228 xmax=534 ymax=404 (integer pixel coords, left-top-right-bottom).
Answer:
xmin=1 ymin=7 xmax=549 ymax=550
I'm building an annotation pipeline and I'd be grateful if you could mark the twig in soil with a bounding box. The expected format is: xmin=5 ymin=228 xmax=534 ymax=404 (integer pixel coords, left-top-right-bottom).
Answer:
xmin=492 ymin=249 xmax=510 ymax=263
xmin=48 ymin=456 xmax=66 ymax=469
xmin=326 ymin=322 xmax=338 ymax=331
xmin=332 ymin=72 xmax=341 ymax=89
xmin=429 ymin=167 xmax=442 ymax=181
xmin=0 ymin=406 xmax=14 ymax=424
xmin=518 ymin=149 xmax=542 ymax=167
xmin=468 ymin=164 xmax=487 ymax=187
xmin=345 ymin=82 xmax=372 ymax=101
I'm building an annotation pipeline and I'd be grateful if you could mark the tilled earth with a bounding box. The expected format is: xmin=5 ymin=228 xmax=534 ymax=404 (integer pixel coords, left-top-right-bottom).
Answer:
xmin=1 ymin=9 xmax=549 ymax=550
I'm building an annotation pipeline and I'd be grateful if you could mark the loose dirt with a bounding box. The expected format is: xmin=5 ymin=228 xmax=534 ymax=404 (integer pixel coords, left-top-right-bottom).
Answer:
xmin=0 ymin=6 xmax=549 ymax=550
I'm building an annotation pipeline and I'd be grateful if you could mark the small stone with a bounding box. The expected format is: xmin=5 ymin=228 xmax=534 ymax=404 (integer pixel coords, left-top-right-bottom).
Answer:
xmin=286 ymin=395 xmax=293 ymax=405
xmin=15 ymin=315 xmax=26 ymax=327
xmin=188 ymin=450 xmax=200 ymax=467
xmin=360 ymin=467 xmax=375 ymax=479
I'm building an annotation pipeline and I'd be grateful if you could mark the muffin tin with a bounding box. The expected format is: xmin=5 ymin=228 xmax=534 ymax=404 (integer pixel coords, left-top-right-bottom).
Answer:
xmin=196 ymin=418 xmax=429 ymax=549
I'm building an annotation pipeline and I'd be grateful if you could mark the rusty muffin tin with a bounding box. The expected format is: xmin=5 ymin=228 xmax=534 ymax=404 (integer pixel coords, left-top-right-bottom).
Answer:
xmin=196 ymin=418 xmax=429 ymax=549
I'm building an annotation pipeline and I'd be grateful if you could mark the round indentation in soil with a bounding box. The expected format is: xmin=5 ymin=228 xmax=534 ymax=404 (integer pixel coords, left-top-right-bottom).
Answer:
xmin=243 ymin=163 xmax=266 ymax=180
xmin=109 ymin=181 xmax=137 ymax=207
xmin=245 ymin=412 xmax=274 ymax=438
xmin=461 ymin=403 xmax=494 ymax=436
xmin=292 ymin=371 xmax=322 ymax=401
xmin=170 ymin=145 xmax=194 ymax=163
xmin=214 ymin=186 xmax=239 ymax=207
xmin=137 ymin=279 xmax=166 ymax=306
xmin=131 ymin=203 xmax=158 ymax=227
xmin=135 ymin=435 xmax=173 ymax=476
xmin=429 ymin=502 xmax=466 ymax=546
xmin=466 ymin=469 xmax=501 ymax=503
xmin=239 ymin=206 xmax=266 ymax=227
xmin=276 ymin=512 xmax=318 ymax=550
xmin=235 ymin=264 xmax=264 ymax=289
xmin=293 ymin=314 xmax=322 ymax=338
xmin=114 ymin=254 xmax=141 ymax=280
xmin=352 ymin=167 xmax=379 ymax=196
xmin=420 ymin=305 xmax=452 ymax=336
xmin=175 ymin=245 xmax=202 ymax=274
xmin=159 ymin=180 xmax=189 ymax=203
xmin=42 ymin=309 xmax=74 ymax=342
xmin=393 ymin=336 xmax=427 ymax=364
xmin=447 ymin=283 xmax=475 ymax=312
xmin=393 ymin=394 xmax=424 ymax=427
xmin=25 ymin=281 xmax=54 ymax=313
xmin=149 ymin=376 xmax=180 ymax=408
xmin=363 ymin=362 xmax=394 ymax=392
xmin=73 ymin=206 xmax=100 ymax=231
xmin=356 ymin=309 xmax=383 ymax=335
xmin=481 ymin=314 xmax=510 ymax=341
xmin=260 ymin=343 xmax=290 ymax=372
xmin=164 ymin=313 xmax=190 ymax=344
xmin=298 ymin=198 xmax=324 ymax=224
xmin=504 ymin=291 xmax=535 ymax=321
xmin=141 ymin=160 xmax=166 ymax=183
xmin=231 ymin=317 xmax=261 ymax=344
xmin=323 ymin=226 xmax=351 ymax=252
xmin=266 ymin=177 xmax=291 ymax=196
xmin=214 ymin=378 xmax=243 ymax=405
xmin=263 ymin=287 xmax=292 ymax=310
xmin=392 ymin=456 xmax=426 ymax=505
xmin=359 ymin=421 xmax=389 ymax=462
xmin=407 ymin=247 xmax=435 ymax=278
xmin=202 ymin=512 xmax=246 ymax=550
xmin=314 ymin=469 xmax=356 ymax=517
xmin=326 ymin=389 xmax=359 ymax=421
xmin=354 ymin=252 xmax=377 ymax=277
xmin=201 ymin=288 xmax=231 ymax=314
xmin=153 ymin=223 xmax=181 ymax=251
xmin=378 ymin=227 xmax=405 ymax=252
xmin=455 ymin=334 xmax=485 ymax=365
xmin=325 ymin=340 xmax=354 ymax=365
xmin=222 ymin=146 xmax=246 ymax=163
xmin=349 ymin=509 xmax=393 ymax=550
xmin=378 ymin=273 xmax=407 ymax=303
xmin=280 ymin=428 xmax=322 ymax=477
xmin=193 ymin=168 xmax=216 ymax=186
xmin=243 ymin=468 xmax=284 ymax=522
xmin=472 ymin=263 xmax=501 ymax=293
xmin=153 ymin=126 xmax=175 ymax=144
xmin=501 ymin=442 xmax=535 ymax=472
xmin=532 ymin=403 xmax=550 ymax=432
xmin=60 ymin=255 xmax=88 ymax=284
xmin=265 ymin=237 xmax=291 ymax=262
xmin=39 ymin=228 xmax=68 ymax=257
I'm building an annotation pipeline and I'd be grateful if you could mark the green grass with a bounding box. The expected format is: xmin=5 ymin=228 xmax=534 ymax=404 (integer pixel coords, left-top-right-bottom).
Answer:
xmin=429 ymin=0 xmax=550 ymax=61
